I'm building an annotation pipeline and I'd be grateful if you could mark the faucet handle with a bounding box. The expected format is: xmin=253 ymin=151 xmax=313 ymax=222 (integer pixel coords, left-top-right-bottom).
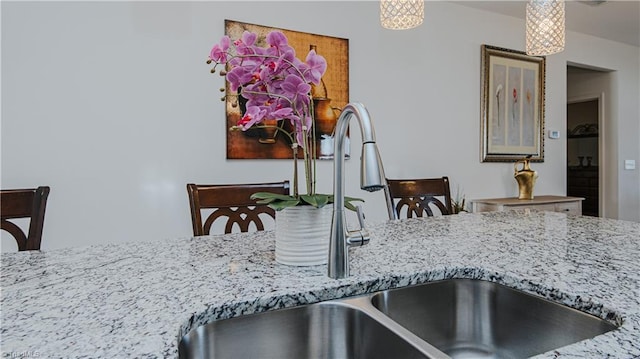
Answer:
xmin=347 ymin=205 xmax=370 ymax=247
xmin=355 ymin=205 xmax=366 ymax=229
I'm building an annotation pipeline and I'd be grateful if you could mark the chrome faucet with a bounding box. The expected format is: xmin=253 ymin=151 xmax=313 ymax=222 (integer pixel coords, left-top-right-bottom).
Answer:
xmin=328 ymin=103 xmax=387 ymax=279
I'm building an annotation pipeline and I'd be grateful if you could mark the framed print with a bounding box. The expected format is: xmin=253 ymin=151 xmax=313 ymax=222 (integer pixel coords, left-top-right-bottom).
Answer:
xmin=224 ymin=20 xmax=349 ymax=160
xmin=480 ymin=45 xmax=545 ymax=162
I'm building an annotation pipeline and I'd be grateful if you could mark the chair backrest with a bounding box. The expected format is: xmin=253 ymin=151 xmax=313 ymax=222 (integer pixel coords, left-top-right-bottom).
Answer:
xmin=385 ymin=177 xmax=453 ymax=219
xmin=187 ymin=181 xmax=290 ymax=235
xmin=1 ymin=186 xmax=50 ymax=251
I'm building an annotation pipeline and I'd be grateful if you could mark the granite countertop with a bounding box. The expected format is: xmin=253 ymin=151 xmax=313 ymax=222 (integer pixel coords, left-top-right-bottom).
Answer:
xmin=2 ymin=210 xmax=640 ymax=358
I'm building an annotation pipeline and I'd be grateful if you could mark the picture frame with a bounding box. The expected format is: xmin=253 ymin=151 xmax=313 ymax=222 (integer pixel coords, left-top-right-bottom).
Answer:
xmin=480 ymin=45 xmax=545 ymax=162
xmin=223 ymin=20 xmax=349 ymax=160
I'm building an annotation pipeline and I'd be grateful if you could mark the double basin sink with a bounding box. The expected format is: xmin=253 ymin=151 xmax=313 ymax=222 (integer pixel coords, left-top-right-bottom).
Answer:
xmin=179 ymin=279 xmax=618 ymax=358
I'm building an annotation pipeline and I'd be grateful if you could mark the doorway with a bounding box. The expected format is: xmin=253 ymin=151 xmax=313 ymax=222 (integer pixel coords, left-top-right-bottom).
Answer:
xmin=566 ymin=98 xmax=600 ymax=217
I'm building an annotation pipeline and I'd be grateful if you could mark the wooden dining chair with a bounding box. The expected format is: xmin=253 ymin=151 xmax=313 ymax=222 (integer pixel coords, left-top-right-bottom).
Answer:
xmin=1 ymin=186 xmax=50 ymax=251
xmin=187 ymin=181 xmax=290 ymax=236
xmin=384 ymin=177 xmax=453 ymax=219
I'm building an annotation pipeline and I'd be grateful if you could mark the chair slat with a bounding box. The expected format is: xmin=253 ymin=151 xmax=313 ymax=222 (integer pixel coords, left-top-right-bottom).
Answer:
xmin=1 ymin=186 xmax=50 ymax=251
xmin=385 ymin=177 xmax=452 ymax=219
xmin=186 ymin=181 xmax=290 ymax=236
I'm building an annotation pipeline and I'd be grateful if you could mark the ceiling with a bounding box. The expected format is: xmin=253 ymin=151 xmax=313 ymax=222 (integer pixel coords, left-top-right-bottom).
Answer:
xmin=454 ymin=1 xmax=640 ymax=47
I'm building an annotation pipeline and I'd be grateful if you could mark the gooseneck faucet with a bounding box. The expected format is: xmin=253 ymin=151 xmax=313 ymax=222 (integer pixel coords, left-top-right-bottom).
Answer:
xmin=329 ymin=103 xmax=387 ymax=279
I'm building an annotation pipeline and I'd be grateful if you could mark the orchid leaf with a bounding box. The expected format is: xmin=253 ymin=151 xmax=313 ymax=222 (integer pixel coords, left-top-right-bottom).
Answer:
xmin=326 ymin=195 xmax=364 ymax=212
xmin=268 ymin=199 xmax=301 ymax=211
xmin=344 ymin=196 xmax=364 ymax=212
xmin=300 ymin=194 xmax=330 ymax=208
xmin=343 ymin=201 xmax=357 ymax=212
xmin=251 ymin=192 xmax=363 ymax=211
xmin=251 ymin=192 xmax=295 ymax=202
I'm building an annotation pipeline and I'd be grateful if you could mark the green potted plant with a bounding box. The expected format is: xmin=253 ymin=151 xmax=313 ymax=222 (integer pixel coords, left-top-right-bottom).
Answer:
xmin=451 ymin=185 xmax=468 ymax=214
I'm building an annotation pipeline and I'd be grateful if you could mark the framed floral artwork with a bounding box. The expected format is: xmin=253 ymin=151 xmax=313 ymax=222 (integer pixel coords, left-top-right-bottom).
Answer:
xmin=223 ymin=20 xmax=349 ymax=160
xmin=480 ymin=45 xmax=545 ymax=162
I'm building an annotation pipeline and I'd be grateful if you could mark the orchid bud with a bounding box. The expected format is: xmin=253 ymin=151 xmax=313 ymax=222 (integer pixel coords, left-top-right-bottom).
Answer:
xmin=220 ymin=96 xmax=226 ymax=102
xmin=206 ymin=59 xmax=212 ymax=64
xmin=219 ymin=70 xmax=227 ymax=76
xmin=210 ymin=68 xmax=215 ymax=74
xmin=219 ymin=88 xmax=225 ymax=92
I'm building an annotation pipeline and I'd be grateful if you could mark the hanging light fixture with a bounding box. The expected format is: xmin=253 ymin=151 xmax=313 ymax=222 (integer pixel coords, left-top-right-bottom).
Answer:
xmin=526 ymin=0 xmax=566 ymax=56
xmin=380 ymin=0 xmax=424 ymax=30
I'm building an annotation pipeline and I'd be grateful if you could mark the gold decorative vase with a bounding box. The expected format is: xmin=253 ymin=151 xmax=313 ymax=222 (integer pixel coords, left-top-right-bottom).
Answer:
xmin=514 ymin=158 xmax=538 ymax=200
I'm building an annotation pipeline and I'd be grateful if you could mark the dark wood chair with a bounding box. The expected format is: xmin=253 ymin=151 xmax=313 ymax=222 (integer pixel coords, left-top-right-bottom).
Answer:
xmin=385 ymin=177 xmax=453 ymax=219
xmin=1 ymin=186 xmax=50 ymax=251
xmin=187 ymin=181 xmax=290 ymax=235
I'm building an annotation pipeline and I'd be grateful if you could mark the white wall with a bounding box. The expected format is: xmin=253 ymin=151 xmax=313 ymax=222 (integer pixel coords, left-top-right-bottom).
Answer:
xmin=2 ymin=1 xmax=639 ymax=251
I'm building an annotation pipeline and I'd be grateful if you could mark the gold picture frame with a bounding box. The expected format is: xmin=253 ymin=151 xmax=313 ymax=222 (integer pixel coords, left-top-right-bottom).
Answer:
xmin=480 ymin=45 xmax=545 ymax=162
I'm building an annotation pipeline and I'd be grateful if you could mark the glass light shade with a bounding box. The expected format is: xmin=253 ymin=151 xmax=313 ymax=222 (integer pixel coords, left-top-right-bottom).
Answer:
xmin=526 ymin=0 xmax=565 ymax=56
xmin=380 ymin=0 xmax=424 ymax=30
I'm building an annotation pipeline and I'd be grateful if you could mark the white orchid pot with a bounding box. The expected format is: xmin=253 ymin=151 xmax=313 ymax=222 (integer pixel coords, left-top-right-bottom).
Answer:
xmin=275 ymin=205 xmax=333 ymax=266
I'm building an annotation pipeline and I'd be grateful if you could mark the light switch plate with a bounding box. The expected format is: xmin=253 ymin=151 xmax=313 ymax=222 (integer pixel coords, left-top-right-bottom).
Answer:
xmin=548 ymin=130 xmax=560 ymax=139
xmin=625 ymin=160 xmax=636 ymax=170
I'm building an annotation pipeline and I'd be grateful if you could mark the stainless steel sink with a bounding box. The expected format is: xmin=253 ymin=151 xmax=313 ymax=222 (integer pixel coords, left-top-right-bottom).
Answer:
xmin=179 ymin=299 xmax=446 ymax=359
xmin=180 ymin=279 xmax=618 ymax=359
xmin=370 ymin=279 xmax=618 ymax=359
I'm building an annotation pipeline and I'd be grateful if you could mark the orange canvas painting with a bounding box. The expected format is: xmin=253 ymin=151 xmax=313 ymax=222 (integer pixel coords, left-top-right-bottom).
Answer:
xmin=223 ymin=20 xmax=349 ymax=159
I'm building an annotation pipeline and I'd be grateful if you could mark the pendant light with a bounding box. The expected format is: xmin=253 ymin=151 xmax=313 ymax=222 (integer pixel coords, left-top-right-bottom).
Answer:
xmin=380 ymin=0 xmax=424 ymax=30
xmin=526 ymin=0 xmax=566 ymax=55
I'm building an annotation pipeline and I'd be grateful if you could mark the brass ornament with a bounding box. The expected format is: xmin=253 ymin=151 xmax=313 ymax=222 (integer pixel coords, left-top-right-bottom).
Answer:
xmin=514 ymin=157 xmax=538 ymax=200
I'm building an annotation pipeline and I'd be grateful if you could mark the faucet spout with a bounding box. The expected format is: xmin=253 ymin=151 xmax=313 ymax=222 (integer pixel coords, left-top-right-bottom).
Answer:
xmin=328 ymin=103 xmax=386 ymax=279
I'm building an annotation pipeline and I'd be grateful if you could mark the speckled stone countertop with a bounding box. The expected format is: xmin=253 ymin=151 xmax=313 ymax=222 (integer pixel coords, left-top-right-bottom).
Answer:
xmin=2 ymin=210 xmax=640 ymax=358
